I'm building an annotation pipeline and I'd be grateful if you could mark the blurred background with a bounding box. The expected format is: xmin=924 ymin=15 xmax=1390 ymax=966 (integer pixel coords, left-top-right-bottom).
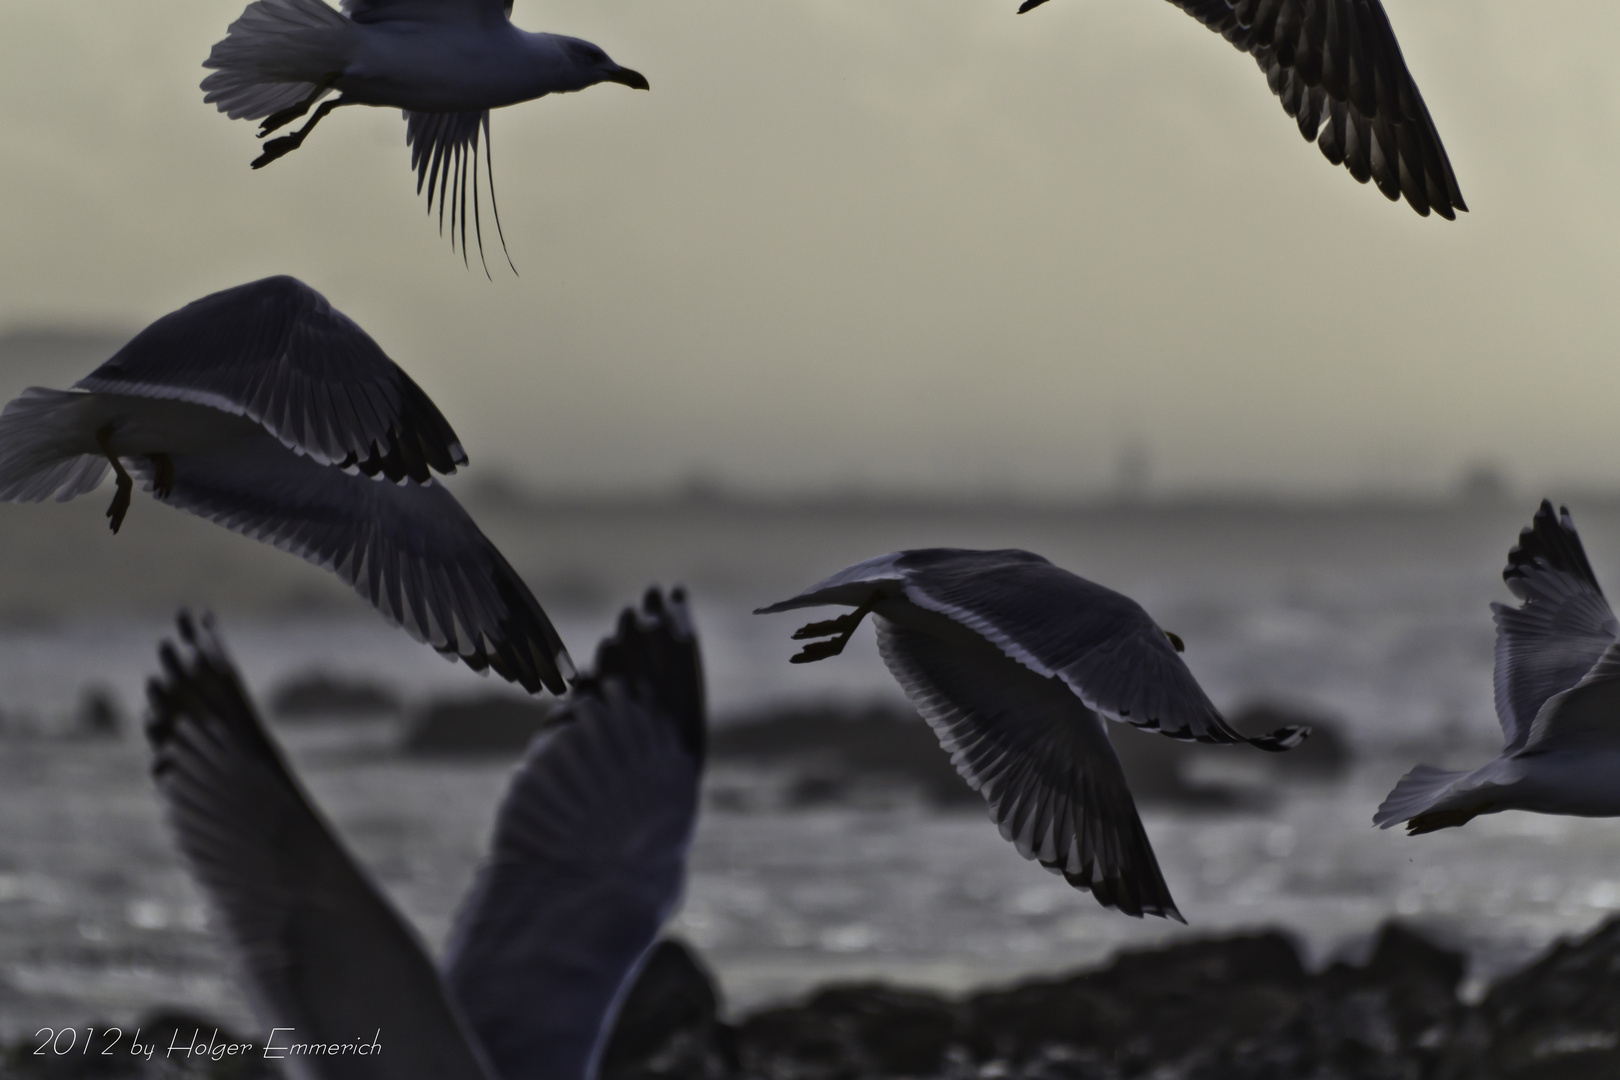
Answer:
xmin=3 ymin=0 xmax=1620 ymax=1043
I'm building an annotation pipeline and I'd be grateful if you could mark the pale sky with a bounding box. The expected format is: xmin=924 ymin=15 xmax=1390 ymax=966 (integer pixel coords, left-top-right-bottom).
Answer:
xmin=1 ymin=1 xmax=1617 ymax=498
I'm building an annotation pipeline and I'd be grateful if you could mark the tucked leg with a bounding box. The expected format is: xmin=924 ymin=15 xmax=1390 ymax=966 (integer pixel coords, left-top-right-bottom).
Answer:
xmin=257 ymin=75 xmax=339 ymax=137
xmin=252 ymin=97 xmax=350 ymax=169
xmin=95 ymin=423 xmax=133 ymax=535
xmin=789 ymin=594 xmax=879 ymax=664
xmin=149 ymin=454 xmax=175 ymax=500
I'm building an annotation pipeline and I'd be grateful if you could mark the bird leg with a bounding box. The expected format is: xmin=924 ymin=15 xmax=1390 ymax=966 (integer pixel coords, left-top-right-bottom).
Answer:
xmin=95 ymin=423 xmax=133 ymax=535
xmin=257 ymin=75 xmax=340 ymax=137
xmin=789 ymin=595 xmax=878 ymax=664
xmin=149 ymin=454 xmax=175 ymax=500
xmin=252 ymin=96 xmax=350 ymax=169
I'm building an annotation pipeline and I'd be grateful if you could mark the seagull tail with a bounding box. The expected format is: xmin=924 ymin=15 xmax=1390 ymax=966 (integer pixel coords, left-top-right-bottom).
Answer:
xmin=0 ymin=388 xmax=110 ymax=504
xmin=1373 ymin=764 xmax=1475 ymax=834
xmin=201 ymin=0 xmax=353 ymax=121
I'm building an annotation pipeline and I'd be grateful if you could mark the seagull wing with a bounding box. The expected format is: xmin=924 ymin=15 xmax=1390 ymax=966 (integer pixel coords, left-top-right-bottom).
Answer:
xmin=342 ymin=0 xmax=512 ymax=25
xmin=1022 ymin=0 xmax=1462 ymax=217
xmin=128 ymin=429 xmax=571 ymax=695
xmin=75 ymin=277 xmax=466 ymax=484
xmin=403 ymin=111 xmax=512 ymax=275
xmin=144 ymin=616 xmax=497 ymax=1080
xmin=876 ymin=613 xmax=1180 ymax=920
xmin=1492 ymin=500 xmax=1619 ymax=753
xmin=445 ymin=590 xmax=705 ymax=1080
xmin=894 ymin=549 xmax=1305 ymax=749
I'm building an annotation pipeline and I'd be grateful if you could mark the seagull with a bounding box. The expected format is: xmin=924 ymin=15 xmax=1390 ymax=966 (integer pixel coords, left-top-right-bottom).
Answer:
xmin=144 ymin=590 xmax=705 ymax=1080
xmin=1018 ymin=0 xmax=1464 ymax=219
xmin=1376 ymin=502 xmax=1620 ymax=834
xmin=757 ymin=548 xmax=1309 ymax=921
xmin=0 ymin=275 xmax=571 ymax=695
xmin=202 ymin=0 xmax=651 ymax=272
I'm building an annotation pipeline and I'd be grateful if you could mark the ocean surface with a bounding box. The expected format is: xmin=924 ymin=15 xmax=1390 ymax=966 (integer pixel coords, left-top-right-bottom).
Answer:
xmin=3 ymin=493 xmax=1620 ymax=1040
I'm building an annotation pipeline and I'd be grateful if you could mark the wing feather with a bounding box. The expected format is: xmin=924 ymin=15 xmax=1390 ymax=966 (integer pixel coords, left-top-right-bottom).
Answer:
xmin=444 ymin=590 xmax=704 ymax=1080
xmin=128 ymin=429 xmax=571 ymax=695
xmin=144 ymin=616 xmax=496 ymax=1080
xmin=876 ymin=614 xmax=1181 ymax=920
xmin=75 ymin=277 xmax=466 ymax=483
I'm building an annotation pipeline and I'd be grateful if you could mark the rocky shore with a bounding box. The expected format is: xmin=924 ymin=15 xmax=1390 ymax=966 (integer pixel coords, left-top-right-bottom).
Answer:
xmin=11 ymin=916 xmax=1620 ymax=1080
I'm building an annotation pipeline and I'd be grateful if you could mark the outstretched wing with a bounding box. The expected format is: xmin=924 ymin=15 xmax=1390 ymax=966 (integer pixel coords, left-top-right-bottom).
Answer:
xmin=1494 ymin=501 xmax=1619 ymax=753
xmin=144 ymin=616 xmax=496 ymax=1080
xmin=75 ymin=277 xmax=466 ymax=483
xmin=894 ymin=550 xmax=1305 ymax=750
xmin=445 ymin=590 xmax=705 ymax=1080
xmin=876 ymin=614 xmax=1180 ymax=920
xmin=129 ymin=428 xmax=571 ymax=695
xmin=342 ymin=0 xmax=513 ymax=25
xmin=404 ymin=111 xmax=513 ymax=276
xmin=1021 ymin=0 xmax=1463 ymax=218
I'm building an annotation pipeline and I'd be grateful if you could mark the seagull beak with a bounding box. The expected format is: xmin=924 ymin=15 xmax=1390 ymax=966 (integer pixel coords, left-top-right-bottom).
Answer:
xmin=606 ymin=66 xmax=650 ymax=91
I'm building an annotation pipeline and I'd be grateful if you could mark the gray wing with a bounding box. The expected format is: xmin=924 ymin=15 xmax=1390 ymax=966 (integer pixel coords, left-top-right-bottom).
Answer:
xmin=128 ymin=428 xmax=571 ymax=695
xmin=876 ymin=614 xmax=1181 ymax=920
xmin=343 ymin=0 xmax=512 ymax=25
xmin=897 ymin=550 xmax=1305 ymax=749
xmin=1493 ymin=501 xmax=1619 ymax=752
xmin=445 ymin=590 xmax=705 ymax=1080
xmin=144 ymin=616 xmax=496 ymax=1080
xmin=1021 ymin=0 xmax=1463 ymax=218
xmin=403 ymin=112 xmax=512 ymax=276
xmin=75 ymin=277 xmax=466 ymax=484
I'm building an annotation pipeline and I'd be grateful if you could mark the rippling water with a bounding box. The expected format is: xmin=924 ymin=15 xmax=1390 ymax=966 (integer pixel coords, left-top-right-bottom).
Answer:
xmin=3 ymin=498 xmax=1620 ymax=1040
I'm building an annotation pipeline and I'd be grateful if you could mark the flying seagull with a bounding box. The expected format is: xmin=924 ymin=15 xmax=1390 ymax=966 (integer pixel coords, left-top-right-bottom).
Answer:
xmin=1376 ymin=502 xmax=1620 ymax=834
xmin=202 ymin=0 xmax=650 ymax=272
xmin=144 ymin=590 xmax=704 ymax=1080
xmin=1018 ymin=0 xmax=1464 ymax=218
xmin=757 ymin=549 xmax=1309 ymax=921
xmin=0 ymin=275 xmax=570 ymax=695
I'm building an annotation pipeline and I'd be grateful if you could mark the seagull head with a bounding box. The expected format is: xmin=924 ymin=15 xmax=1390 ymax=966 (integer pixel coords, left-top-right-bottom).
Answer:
xmin=552 ymin=36 xmax=650 ymax=93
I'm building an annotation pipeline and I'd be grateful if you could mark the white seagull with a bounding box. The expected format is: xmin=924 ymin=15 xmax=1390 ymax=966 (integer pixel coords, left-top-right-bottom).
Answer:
xmin=0 ymin=275 xmax=571 ymax=695
xmin=202 ymin=0 xmax=651 ymax=271
xmin=144 ymin=590 xmax=705 ymax=1080
xmin=1376 ymin=502 xmax=1620 ymax=834
xmin=1018 ymin=0 xmax=1464 ymax=219
xmin=757 ymin=549 xmax=1309 ymax=921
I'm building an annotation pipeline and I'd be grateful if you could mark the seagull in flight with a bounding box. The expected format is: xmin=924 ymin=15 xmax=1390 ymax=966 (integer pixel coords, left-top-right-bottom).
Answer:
xmin=1018 ymin=0 xmax=1464 ymax=218
xmin=757 ymin=549 xmax=1309 ymax=921
xmin=144 ymin=590 xmax=704 ymax=1080
xmin=1377 ymin=502 xmax=1620 ymax=834
xmin=202 ymin=0 xmax=651 ymax=272
xmin=0 ymin=275 xmax=570 ymax=695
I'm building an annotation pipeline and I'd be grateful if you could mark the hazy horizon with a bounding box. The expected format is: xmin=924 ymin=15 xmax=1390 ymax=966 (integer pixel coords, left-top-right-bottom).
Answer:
xmin=3 ymin=0 xmax=1617 ymax=499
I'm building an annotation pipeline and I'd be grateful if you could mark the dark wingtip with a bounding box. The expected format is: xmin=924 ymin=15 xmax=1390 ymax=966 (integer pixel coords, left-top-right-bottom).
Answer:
xmin=1016 ymin=0 xmax=1052 ymax=11
xmin=1248 ymin=724 xmax=1311 ymax=753
xmin=1504 ymin=499 xmax=1599 ymax=595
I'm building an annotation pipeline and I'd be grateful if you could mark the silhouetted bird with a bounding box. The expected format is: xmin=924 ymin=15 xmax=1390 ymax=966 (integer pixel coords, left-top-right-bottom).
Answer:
xmin=1377 ymin=502 xmax=1620 ymax=834
xmin=203 ymin=0 xmax=650 ymax=270
xmin=145 ymin=590 xmax=704 ymax=1080
xmin=1018 ymin=0 xmax=1464 ymax=218
xmin=759 ymin=549 xmax=1308 ymax=921
xmin=0 ymin=275 xmax=570 ymax=694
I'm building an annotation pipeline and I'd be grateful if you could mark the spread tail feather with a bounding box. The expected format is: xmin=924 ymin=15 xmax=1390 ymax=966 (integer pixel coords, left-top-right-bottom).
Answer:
xmin=0 ymin=389 xmax=109 ymax=504
xmin=201 ymin=0 xmax=353 ymax=121
xmin=1373 ymin=764 xmax=1472 ymax=834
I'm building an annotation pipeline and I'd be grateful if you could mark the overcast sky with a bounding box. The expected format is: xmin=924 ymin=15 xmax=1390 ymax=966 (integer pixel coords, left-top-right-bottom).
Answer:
xmin=0 ymin=1 xmax=1616 ymax=498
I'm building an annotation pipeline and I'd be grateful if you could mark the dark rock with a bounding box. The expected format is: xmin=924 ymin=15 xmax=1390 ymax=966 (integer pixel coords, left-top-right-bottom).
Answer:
xmin=602 ymin=939 xmax=737 ymax=1080
xmin=712 ymin=703 xmax=979 ymax=807
xmin=1446 ymin=913 xmax=1620 ymax=1079
xmin=738 ymin=984 xmax=963 ymax=1080
xmin=72 ymin=689 xmax=122 ymax=738
xmin=402 ymin=694 xmax=553 ymax=755
xmin=268 ymin=672 xmax=401 ymax=719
